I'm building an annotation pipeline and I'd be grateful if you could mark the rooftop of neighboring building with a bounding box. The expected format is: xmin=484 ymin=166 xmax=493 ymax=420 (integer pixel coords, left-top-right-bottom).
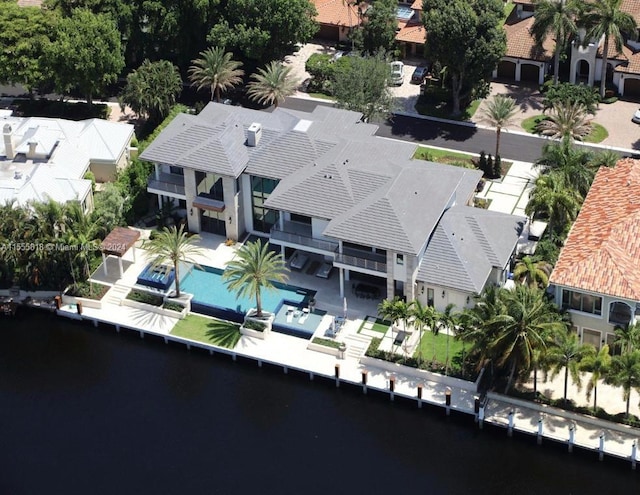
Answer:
xmin=503 ymin=9 xmax=554 ymax=62
xmin=312 ymin=0 xmax=367 ymax=27
xmin=550 ymin=158 xmax=640 ymax=301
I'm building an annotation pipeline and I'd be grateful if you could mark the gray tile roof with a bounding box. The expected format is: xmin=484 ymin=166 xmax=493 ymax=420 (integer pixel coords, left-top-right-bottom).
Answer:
xmin=417 ymin=206 xmax=525 ymax=293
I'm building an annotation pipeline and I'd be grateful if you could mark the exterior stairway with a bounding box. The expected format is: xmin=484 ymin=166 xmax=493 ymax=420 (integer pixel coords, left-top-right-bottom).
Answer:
xmin=103 ymin=283 xmax=131 ymax=306
xmin=343 ymin=332 xmax=372 ymax=360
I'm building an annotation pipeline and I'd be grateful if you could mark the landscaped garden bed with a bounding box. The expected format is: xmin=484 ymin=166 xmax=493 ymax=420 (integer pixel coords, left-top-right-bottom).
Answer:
xmin=126 ymin=289 xmax=163 ymax=306
xmin=521 ymin=115 xmax=608 ymax=143
xmin=66 ymin=282 xmax=109 ymax=300
xmin=413 ymin=146 xmax=512 ymax=178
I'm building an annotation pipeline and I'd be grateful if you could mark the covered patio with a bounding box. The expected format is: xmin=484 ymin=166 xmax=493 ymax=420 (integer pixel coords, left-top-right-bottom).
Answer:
xmin=97 ymin=227 xmax=141 ymax=282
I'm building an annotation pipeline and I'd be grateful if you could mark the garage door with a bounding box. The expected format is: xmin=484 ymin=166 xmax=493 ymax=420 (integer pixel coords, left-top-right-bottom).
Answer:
xmin=318 ymin=24 xmax=339 ymax=41
xmin=520 ymin=64 xmax=540 ymax=83
xmin=497 ymin=61 xmax=516 ymax=80
xmin=623 ymin=77 xmax=640 ymax=98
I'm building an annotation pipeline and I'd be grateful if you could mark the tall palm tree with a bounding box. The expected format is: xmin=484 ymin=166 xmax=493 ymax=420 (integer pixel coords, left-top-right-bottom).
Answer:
xmin=614 ymin=321 xmax=640 ymax=354
xmin=513 ymin=256 xmax=553 ymax=289
xmin=531 ymin=0 xmax=580 ymax=85
xmin=64 ymin=201 xmax=99 ymax=282
xmin=437 ymin=303 xmax=458 ymax=375
xmin=409 ymin=299 xmax=438 ymax=365
xmin=247 ymin=62 xmax=299 ymax=108
xmin=488 ymin=285 xmax=565 ymax=393
xmin=546 ymin=327 xmax=591 ymax=402
xmin=143 ymin=225 xmax=203 ymax=298
xmin=525 ymin=172 xmax=582 ymax=237
xmin=534 ymin=137 xmax=598 ymax=197
xmin=582 ymin=0 xmax=637 ymax=98
xmin=580 ymin=344 xmax=610 ymax=412
xmin=606 ymin=350 xmax=640 ymax=418
xmin=222 ymin=240 xmax=288 ymax=317
xmin=481 ymin=95 xmax=518 ymax=158
xmin=536 ymin=101 xmax=592 ymax=141
xmin=188 ymin=47 xmax=244 ymax=102
xmin=378 ymin=297 xmax=410 ymax=352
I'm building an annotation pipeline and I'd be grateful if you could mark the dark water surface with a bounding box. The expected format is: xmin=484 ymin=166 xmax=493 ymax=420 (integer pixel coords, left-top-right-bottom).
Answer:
xmin=0 ymin=311 xmax=637 ymax=495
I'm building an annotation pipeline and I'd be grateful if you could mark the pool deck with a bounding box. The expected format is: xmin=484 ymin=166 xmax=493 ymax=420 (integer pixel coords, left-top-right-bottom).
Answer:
xmin=58 ymin=231 xmax=640 ymax=468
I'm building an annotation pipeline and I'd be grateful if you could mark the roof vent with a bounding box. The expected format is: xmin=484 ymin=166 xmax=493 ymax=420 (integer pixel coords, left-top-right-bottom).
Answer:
xmin=14 ymin=171 xmax=22 ymax=180
xmin=247 ymin=122 xmax=262 ymax=147
xmin=3 ymin=123 xmax=14 ymax=159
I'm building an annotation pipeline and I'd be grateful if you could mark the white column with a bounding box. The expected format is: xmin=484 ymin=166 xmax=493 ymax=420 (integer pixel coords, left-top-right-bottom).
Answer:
xmin=538 ymin=64 xmax=545 ymax=85
xmin=102 ymin=252 xmax=108 ymax=276
xmin=339 ymin=268 xmax=345 ymax=299
xmin=118 ymin=256 xmax=124 ymax=278
xmin=515 ymin=62 xmax=521 ymax=82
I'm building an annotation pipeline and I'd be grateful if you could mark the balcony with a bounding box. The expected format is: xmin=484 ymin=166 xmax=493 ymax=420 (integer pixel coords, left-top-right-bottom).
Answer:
xmin=270 ymin=221 xmax=338 ymax=253
xmin=147 ymin=173 xmax=185 ymax=197
xmin=609 ymin=302 xmax=633 ymax=327
xmin=334 ymin=247 xmax=387 ymax=273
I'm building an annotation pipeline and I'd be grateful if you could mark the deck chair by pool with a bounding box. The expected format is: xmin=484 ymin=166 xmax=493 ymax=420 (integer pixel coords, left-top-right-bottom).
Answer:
xmin=286 ymin=307 xmax=295 ymax=323
xmin=299 ymin=307 xmax=310 ymax=324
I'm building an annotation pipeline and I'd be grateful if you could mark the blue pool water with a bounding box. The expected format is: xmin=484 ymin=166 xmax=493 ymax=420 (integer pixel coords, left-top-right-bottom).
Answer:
xmin=397 ymin=5 xmax=414 ymax=21
xmin=180 ymin=265 xmax=310 ymax=317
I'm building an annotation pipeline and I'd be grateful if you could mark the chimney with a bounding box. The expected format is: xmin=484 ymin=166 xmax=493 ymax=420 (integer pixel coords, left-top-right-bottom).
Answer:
xmin=27 ymin=141 xmax=37 ymax=159
xmin=3 ymin=123 xmax=14 ymax=160
xmin=247 ymin=123 xmax=262 ymax=147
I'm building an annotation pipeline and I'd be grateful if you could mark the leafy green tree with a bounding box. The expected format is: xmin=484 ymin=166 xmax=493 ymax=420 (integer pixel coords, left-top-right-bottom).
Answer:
xmin=207 ymin=0 xmax=318 ymax=61
xmin=409 ymin=299 xmax=438 ymax=365
xmin=333 ymin=52 xmax=395 ymax=122
xmin=582 ymin=0 xmax=637 ymax=98
xmin=531 ymin=0 xmax=580 ymax=85
xmin=91 ymin=183 xmax=126 ymax=238
xmin=188 ymin=47 xmax=244 ymax=102
xmin=247 ymin=61 xmax=299 ymax=108
xmin=143 ymin=225 xmax=203 ymax=298
xmin=481 ymin=95 xmax=518 ymax=158
xmin=580 ymin=344 xmax=611 ymax=412
xmin=423 ymin=0 xmax=506 ymax=115
xmin=546 ymin=328 xmax=591 ymax=402
xmin=537 ymin=101 xmax=592 ymax=141
xmin=525 ymin=172 xmax=582 ymax=237
xmin=0 ymin=2 xmax=53 ymax=94
xmin=543 ymin=82 xmax=600 ymax=115
xmin=222 ymin=240 xmax=288 ymax=317
xmin=120 ymin=60 xmax=182 ymax=124
xmin=45 ymin=9 xmax=124 ymax=105
xmin=513 ymin=256 xmax=552 ymax=289
xmin=357 ymin=0 xmax=397 ymax=54
xmin=607 ymin=350 xmax=640 ymax=418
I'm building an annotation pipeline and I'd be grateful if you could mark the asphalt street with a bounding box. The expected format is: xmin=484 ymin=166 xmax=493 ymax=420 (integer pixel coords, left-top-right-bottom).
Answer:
xmin=278 ymin=97 xmax=628 ymax=163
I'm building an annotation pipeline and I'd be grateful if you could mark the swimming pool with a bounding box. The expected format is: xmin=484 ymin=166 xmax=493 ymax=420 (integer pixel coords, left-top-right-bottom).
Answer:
xmin=180 ymin=265 xmax=319 ymax=337
xmin=397 ymin=5 xmax=414 ymax=21
xmin=137 ymin=263 xmax=175 ymax=291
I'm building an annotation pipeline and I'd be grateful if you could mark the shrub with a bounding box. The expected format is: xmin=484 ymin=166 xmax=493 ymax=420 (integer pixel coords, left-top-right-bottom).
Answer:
xmin=486 ymin=154 xmax=494 ymax=177
xmin=162 ymin=301 xmax=184 ymax=312
xmin=478 ymin=151 xmax=487 ymax=174
xmin=312 ymin=337 xmax=342 ymax=349
xmin=126 ymin=290 xmax=163 ymax=306
xmin=600 ymin=96 xmax=618 ymax=104
xmin=493 ymin=155 xmax=502 ymax=179
xmin=67 ymin=282 xmax=108 ymax=300
xmin=243 ymin=319 xmax=266 ymax=331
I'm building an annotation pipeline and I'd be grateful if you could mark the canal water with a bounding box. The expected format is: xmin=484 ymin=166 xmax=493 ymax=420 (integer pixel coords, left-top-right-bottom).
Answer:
xmin=1 ymin=311 xmax=638 ymax=494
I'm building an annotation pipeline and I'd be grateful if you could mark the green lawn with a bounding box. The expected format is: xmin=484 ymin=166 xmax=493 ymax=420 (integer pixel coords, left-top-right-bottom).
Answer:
xmin=521 ymin=114 xmax=609 ymax=143
xmin=171 ymin=314 xmax=241 ymax=349
xmin=358 ymin=318 xmax=391 ymax=334
xmin=413 ymin=331 xmax=464 ymax=364
xmin=413 ymin=146 xmax=476 ymax=163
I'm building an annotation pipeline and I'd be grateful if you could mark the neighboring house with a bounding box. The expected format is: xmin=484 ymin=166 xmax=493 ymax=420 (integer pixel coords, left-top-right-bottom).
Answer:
xmin=396 ymin=0 xmax=426 ymax=58
xmin=549 ymin=158 xmax=640 ymax=350
xmin=495 ymin=0 xmax=553 ymax=85
xmin=140 ymin=102 xmax=524 ymax=309
xmin=313 ymin=0 xmax=366 ymax=41
xmin=0 ymin=112 xmax=135 ymax=210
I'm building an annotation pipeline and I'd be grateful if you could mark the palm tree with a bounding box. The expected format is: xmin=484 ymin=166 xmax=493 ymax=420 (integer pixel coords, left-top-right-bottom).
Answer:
xmin=488 ymin=285 xmax=565 ymax=393
xmin=188 ymin=47 xmax=244 ymax=102
xmin=614 ymin=321 xmax=640 ymax=354
xmin=437 ymin=303 xmax=458 ymax=375
xmin=607 ymin=350 xmax=640 ymax=418
xmin=536 ymin=101 xmax=592 ymax=141
xmin=143 ymin=225 xmax=203 ymax=298
xmin=222 ymin=240 xmax=288 ymax=317
xmin=513 ymin=256 xmax=553 ymax=289
xmin=531 ymin=0 xmax=580 ymax=85
xmin=378 ymin=297 xmax=410 ymax=352
xmin=481 ymin=95 xmax=518 ymax=158
xmin=580 ymin=344 xmax=610 ymax=412
xmin=247 ymin=61 xmax=299 ymax=108
xmin=525 ymin=172 xmax=582 ymax=237
xmin=64 ymin=201 xmax=99 ymax=282
xmin=546 ymin=327 xmax=591 ymax=402
xmin=582 ymin=0 xmax=638 ymax=98
xmin=409 ymin=299 xmax=438 ymax=366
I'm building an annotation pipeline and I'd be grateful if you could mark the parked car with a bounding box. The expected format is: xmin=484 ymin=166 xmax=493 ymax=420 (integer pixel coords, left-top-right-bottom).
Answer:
xmin=633 ymin=108 xmax=640 ymax=124
xmin=389 ymin=61 xmax=404 ymax=86
xmin=411 ymin=65 xmax=430 ymax=84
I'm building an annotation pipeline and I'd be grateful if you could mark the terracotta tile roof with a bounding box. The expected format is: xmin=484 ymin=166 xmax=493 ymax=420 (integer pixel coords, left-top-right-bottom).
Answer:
xmin=615 ymin=44 xmax=640 ymax=73
xmin=396 ymin=20 xmax=426 ymax=44
xmin=313 ymin=0 xmax=363 ymax=27
xmin=550 ymin=159 xmax=640 ymax=301
xmin=504 ymin=13 xmax=554 ymax=61
xmin=597 ymin=36 xmax=633 ymax=61
xmin=410 ymin=0 xmax=422 ymax=11
xmin=621 ymin=0 xmax=640 ymax=22
xmin=101 ymin=227 xmax=141 ymax=257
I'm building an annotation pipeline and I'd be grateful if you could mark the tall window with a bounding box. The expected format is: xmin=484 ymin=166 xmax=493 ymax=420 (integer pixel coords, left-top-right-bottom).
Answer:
xmin=561 ymin=289 xmax=602 ymax=315
xmin=427 ymin=288 xmax=434 ymax=307
xmin=200 ymin=209 xmax=226 ymax=236
xmin=195 ymin=171 xmax=223 ymax=201
xmin=251 ymin=176 xmax=279 ymax=233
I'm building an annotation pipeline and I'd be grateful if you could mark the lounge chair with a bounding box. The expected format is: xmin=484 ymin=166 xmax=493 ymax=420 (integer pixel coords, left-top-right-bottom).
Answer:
xmin=299 ymin=307 xmax=310 ymax=324
xmin=286 ymin=308 xmax=294 ymax=323
xmin=315 ymin=262 xmax=333 ymax=279
xmin=290 ymin=251 xmax=309 ymax=270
